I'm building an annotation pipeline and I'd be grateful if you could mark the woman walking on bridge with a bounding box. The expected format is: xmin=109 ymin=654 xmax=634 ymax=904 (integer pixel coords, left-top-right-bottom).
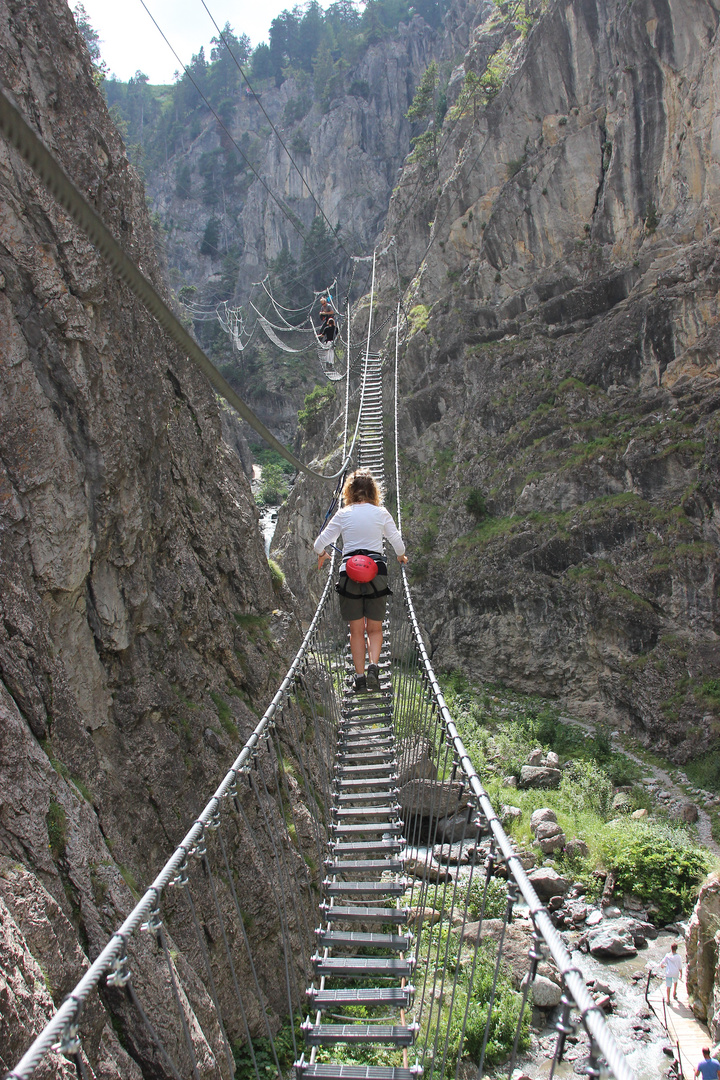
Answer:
xmin=315 ymin=470 xmax=407 ymax=694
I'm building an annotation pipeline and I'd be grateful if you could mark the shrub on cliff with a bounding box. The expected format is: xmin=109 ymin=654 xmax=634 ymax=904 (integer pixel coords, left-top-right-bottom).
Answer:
xmin=599 ymin=820 xmax=709 ymax=923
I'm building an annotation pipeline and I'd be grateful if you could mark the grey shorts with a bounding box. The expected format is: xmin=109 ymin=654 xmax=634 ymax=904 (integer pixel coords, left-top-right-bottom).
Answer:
xmin=336 ymin=571 xmax=391 ymax=622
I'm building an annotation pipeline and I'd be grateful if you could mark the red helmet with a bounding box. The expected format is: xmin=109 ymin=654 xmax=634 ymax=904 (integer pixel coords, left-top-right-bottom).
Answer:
xmin=345 ymin=554 xmax=378 ymax=582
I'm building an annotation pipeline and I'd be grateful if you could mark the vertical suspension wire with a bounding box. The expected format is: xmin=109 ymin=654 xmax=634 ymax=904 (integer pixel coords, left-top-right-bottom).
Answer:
xmin=181 ymin=875 xmax=236 ymax=1078
xmin=253 ymin=755 xmax=308 ymax=1030
xmin=249 ymin=769 xmax=303 ymax=1060
xmin=215 ymin=809 xmax=281 ymax=1078
xmin=394 ymin=301 xmax=402 ymax=535
xmin=157 ymin=923 xmax=202 ymax=1080
xmin=343 ymin=296 xmax=351 ymax=457
xmin=203 ymin=826 xmax=265 ymax=1080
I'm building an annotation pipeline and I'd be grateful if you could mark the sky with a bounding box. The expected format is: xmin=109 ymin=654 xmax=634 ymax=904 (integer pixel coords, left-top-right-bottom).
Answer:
xmin=70 ymin=0 xmax=295 ymax=83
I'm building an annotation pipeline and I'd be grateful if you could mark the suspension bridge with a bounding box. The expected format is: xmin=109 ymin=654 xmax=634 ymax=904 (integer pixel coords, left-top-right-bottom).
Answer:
xmin=0 ymin=87 xmax=638 ymax=1080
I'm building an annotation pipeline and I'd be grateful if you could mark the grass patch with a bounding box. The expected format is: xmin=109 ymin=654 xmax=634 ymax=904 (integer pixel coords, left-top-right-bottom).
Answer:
xmin=47 ymin=800 xmax=67 ymax=860
xmin=234 ymin=612 xmax=271 ymax=643
xmin=210 ymin=691 xmax=238 ymax=740
xmin=268 ymin=558 xmax=285 ymax=590
xmin=408 ymin=304 xmax=430 ymax=335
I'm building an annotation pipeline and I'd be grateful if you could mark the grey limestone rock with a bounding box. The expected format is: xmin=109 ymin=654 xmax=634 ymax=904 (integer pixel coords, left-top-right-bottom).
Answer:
xmin=587 ymin=926 xmax=638 ymax=958
xmin=527 ymin=867 xmax=570 ymax=900
xmin=521 ymin=766 xmax=562 ymax=789
xmin=530 ymin=808 xmax=558 ymax=832
xmin=522 ymin=972 xmax=563 ymax=1008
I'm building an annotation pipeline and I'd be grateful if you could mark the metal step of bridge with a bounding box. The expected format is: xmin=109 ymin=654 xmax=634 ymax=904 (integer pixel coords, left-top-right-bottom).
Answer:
xmin=335 ymin=764 xmax=397 ymax=777
xmin=330 ymin=821 xmax=403 ymax=835
xmin=312 ymin=954 xmax=414 ymax=978
xmin=324 ymin=858 xmax=404 ymax=875
xmin=328 ymin=840 xmax=404 ymax=856
xmin=319 ymin=903 xmax=409 ymax=924
xmin=306 ymin=986 xmax=414 ymax=1008
xmin=337 ymin=750 xmax=395 ymax=764
xmin=295 ymin=1067 xmax=420 ymax=1080
xmin=301 ymin=1022 xmax=419 ymax=1048
xmin=334 ymin=778 xmax=398 ymax=791
xmin=332 ymin=795 xmax=400 ymax=809
xmin=337 ymin=742 xmax=394 ymax=756
xmin=315 ymin=929 xmax=413 ymax=949
xmin=323 ymin=879 xmax=408 ymax=897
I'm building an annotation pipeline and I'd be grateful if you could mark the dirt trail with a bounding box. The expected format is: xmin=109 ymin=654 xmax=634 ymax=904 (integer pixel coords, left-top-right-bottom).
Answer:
xmin=556 ymin=716 xmax=720 ymax=858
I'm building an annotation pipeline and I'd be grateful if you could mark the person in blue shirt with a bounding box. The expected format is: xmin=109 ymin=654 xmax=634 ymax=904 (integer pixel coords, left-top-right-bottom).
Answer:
xmin=696 ymin=1050 xmax=720 ymax=1080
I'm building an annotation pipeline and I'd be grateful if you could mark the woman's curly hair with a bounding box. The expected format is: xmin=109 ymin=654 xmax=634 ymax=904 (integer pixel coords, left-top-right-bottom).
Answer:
xmin=342 ymin=469 xmax=383 ymax=506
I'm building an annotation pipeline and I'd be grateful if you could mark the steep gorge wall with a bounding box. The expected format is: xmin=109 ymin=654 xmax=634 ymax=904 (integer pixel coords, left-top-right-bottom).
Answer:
xmin=0 ymin=0 xmax=310 ymax=1073
xmin=385 ymin=0 xmax=720 ymax=758
xmin=280 ymin=0 xmax=720 ymax=765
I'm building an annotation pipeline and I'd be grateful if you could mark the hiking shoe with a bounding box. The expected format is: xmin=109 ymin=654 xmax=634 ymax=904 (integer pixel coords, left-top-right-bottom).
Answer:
xmin=353 ymin=674 xmax=367 ymax=694
xmin=366 ymin=664 xmax=380 ymax=691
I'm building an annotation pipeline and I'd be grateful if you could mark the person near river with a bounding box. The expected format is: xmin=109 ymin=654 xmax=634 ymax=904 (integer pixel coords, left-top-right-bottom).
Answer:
xmin=659 ymin=941 xmax=683 ymax=1004
xmin=314 ymin=469 xmax=407 ymax=694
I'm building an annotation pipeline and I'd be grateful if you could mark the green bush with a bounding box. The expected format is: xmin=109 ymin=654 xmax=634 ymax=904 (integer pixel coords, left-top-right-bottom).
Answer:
xmin=257 ymin=463 xmax=289 ymax=506
xmin=47 ymin=800 xmax=67 ymax=860
xmin=465 ymin=489 xmax=488 ymax=519
xmin=268 ymin=558 xmax=285 ymax=590
xmin=466 ymin=874 xmax=508 ymax=920
xmin=298 ymin=383 xmax=336 ymax=429
xmin=439 ymin=942 xmax=529 ymax=1072
xmin=599 ymin=820 xmax=708 ymax=922
xmin=558 ymin=760 xmax=613 ymax=819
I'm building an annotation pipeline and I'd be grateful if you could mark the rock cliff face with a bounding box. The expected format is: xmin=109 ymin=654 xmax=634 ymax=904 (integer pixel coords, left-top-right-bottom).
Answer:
xmin=0 ymin=0 xmax=307 ymax=1072
xmin=280 ymin=0 xmax=720 ymax=763
xmin=687 ymin=873 xmax=720 ymax=1038
xmin=149 ymin=18 xmax=437 ymax=297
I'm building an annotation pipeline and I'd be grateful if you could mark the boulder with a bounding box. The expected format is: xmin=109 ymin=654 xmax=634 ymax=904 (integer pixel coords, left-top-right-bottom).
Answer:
xmin=587 ymin=925 xmax=637 ymax=957
xmin=502 ymin=775 xmax=518 ymax=788
xmin=459 ymin=918 xmax=559 ymax=988
xmin=537 ymin=832 xmax=566 ymax=854
xmin=527 ymin=748 xmax=544 ymax=765
xmin=407 ymin=906 xmax=442 ymax=928
xmin=567 ymin=901 xmax=588 ymax=924
xmin=520 ymin=766 xmax=561 ymax=789
xmin=681 ymin=801 xmax=699 ymax=823
xmin=586 ymin=910 xmax=603 ymax=927
xmin=546 ymin=751 xmax=560 ymax=768
xmin=398 ymin=779 xmax=468 ymax=819
xmin=631 ymin=808 xmax=648 ymax=819
xmin=527 ymin=867 xmax=569 ymax=900
xmin=405 ymin=856 xmax=451 ymax=883
xmin=397 ymin=738 xmax=437 ymax=786
xmin=436 ymin=810 xmax=484 ymax=843
xmin=530 ymin=808 xmax=558 ymax=833
xmin=522 ymin=972 xmax=563 ymax=1008
xmin=564 ymin=838 xmax=589 ymax=858
xmin=500 ymin=804 xmax=523 ymax=824
xmin=433 ymin=842 xmax=477 ymax=865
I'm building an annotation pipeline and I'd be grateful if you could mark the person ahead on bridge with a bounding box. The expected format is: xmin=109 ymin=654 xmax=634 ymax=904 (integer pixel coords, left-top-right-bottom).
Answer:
xmin=659 ymin=941 xmax=683 ymax=1004
xmin=314 ymin=470 xmax=407 ymax=694
xmin=321 ymin=312 xmax=337 ymax=343
xmin=319 ymin=295 xmax=333 ymax=325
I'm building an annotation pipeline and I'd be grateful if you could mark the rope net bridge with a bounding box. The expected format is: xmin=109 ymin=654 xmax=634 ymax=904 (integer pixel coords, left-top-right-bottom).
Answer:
xmin=8 ymin=345 xmax=635 ymax=1080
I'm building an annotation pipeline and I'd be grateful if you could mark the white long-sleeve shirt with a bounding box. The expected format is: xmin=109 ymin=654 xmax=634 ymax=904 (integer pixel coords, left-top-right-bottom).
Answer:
xmin=314 ymin=503 xmax=405 ymax=568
